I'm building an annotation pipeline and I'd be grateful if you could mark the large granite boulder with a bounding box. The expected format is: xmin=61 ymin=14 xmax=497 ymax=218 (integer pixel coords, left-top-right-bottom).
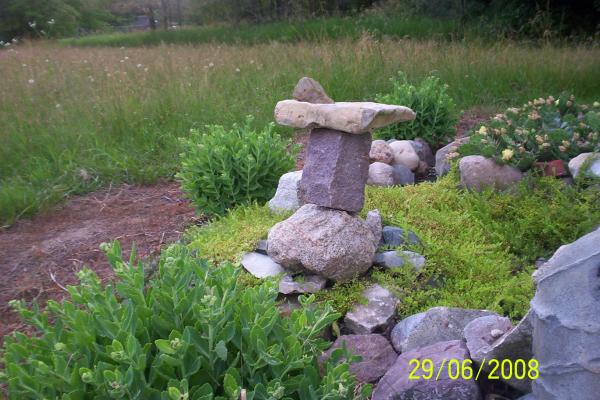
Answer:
xmin=530 ymin=228 xmax=600 ymax=400
xmin=268 ymin=170 xmax=303 ymax=213
xmin=320 ymin=334 xmax=397 ymax=383
xmin=298 ymin=128 xmax=371 ymax=212
xmin=370 ymin=140 xmax=395 ymax=164
xmin=568 ymin=152 xmax=600 ymax=178
xmin=344 ymin=284 xmax=399 ymax=334
xmin=274 ymin=100 xmax=416 ymax=134
xmin=292 ymin=76 xmax=334 ymax=104
xmin=267 ymin=204 xmax=377 ymax=282
xmin=391 ymin=307 xmax=497 ymax=353
xmin=459 ymin=155 xmax=523 ymax=191
xmin=435 ymin=137 xmax=470 ymax=177
xmin=372 ymin=340 xmax=482 ymax=400
xmin=389 ymin=140 xmax=420 ymax=171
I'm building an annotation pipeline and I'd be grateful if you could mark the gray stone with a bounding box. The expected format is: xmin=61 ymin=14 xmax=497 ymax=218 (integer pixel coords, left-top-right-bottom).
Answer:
xmin=375 ymin=251 xmax=426 ymax=271
xmin=292 ymin=77 xmax=334 ymax=104
xmin=459 ymin=155 xmax=523 ymax=191
xmin=372 ymin=340 xmax=482 ymax=400
xmin=516 ymin=395 xmax=536 ymax=400
xmin=344 ymin=284 xmax=399 ymax=334
xmin=367 ymin=162 xmax=395 ymax=187
xmin=366 ymin=209 xmax=383 ymax=247
xmin=530 ymin=228 xmax=600 ymax=400
xmin=464 ymin=314 xmax=532 ymax=392
xmin=392 ymin=164 xmax=415 ymax=185
xmin=267 ymin=204 xmax=377 ymax=282
xmin=411 ymin=138 xmax=435 ymax=166
xmin=255 ymin=240 xmax=269 ymax=255
xmin=435 ymin=137 xmax=470 ymax=177
xmin=298 ymin=128 xmax=371 ymax=212
xmin=279 ymin=274 xmax=327 ymax=294
xmin=240 ymin=252 xmax=285 ymax=278
xmin=274 ymin=100 xmax=416 ymax=134
xmin=389 ymin=140 xmax=420 ymax=171
xmin=382 ymin=226 xmax=421 ymax=247
xmin=320 ymin=334 xmax=397 ymax=383
xmin=568 ymin=152 xmax=600 ymax=178
xmin=268 ymin=170 xmax=303 ymax=213
xmin=370 ymin=140 xmax=395 ymax=164
xmin=391 ymin=307 xmax=497 ymax=353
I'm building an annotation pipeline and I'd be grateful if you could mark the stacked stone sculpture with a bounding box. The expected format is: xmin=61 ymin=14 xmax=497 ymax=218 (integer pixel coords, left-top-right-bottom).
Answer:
xmin=267 ymin=77 xmax=416 ymax=282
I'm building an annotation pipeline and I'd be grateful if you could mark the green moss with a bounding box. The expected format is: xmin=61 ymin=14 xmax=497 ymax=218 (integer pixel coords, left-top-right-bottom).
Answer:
xmin=184 ymin=203 xmax=288 ymax=262
xmin=314 ymin=279 xmax=371 ymax=316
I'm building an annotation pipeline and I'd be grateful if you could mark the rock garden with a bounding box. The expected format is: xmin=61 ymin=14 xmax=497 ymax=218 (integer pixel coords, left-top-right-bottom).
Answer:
xmin=2 ymin=76 xmax=600 ymax=400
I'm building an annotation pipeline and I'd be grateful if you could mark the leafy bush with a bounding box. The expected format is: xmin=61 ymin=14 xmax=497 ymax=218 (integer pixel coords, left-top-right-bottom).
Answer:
xmin=374 ymin=72 xmax=458 ymax=149
xmin=458 ymin=94 xmax=600 ymax=171
xmin=178 ymin=117 xmax=296 ymax=216
xmin=1 ymin=242 xmax=370 ymax=399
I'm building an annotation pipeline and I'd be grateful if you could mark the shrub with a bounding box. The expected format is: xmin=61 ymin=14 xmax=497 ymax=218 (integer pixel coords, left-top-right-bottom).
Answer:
xmin=0 ymin=242 xmax=371 ymax=399
xmin=374 ymin=72 xmax=458 ymax=149
xmin=458 ymin=94 xmax=600 ymax=171
xmin=178 ymin=116 xmax=296 ymax=216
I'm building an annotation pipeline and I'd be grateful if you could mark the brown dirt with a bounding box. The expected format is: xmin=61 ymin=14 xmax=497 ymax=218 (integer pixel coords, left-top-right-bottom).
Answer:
xmin=0 ymin=181 xmax=202 ymax=341
xmin=455 ymin=108 xmax=494 ymax=139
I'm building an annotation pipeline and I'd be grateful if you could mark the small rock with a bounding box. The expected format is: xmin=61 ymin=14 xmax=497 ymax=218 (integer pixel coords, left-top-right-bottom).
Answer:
xmin=391 ymin=164 xmax=415 ymax=185
xmin=268 ymin=170 xmax=303 ymax=213
xmin=367 ymin=162 xmax=395 ymax=186
xmin=319 ymin=334 xmax=397 ymax=383
xmin=389 ymin=140 xmax=420 ymax=171
xmin=374 ymin=250 xmax=426 ymax=271
xmin=255 ymin=239 xmax=269 ymax=255
xmin=292 ymin=77 xmax=334 ymax=104
xmin=382 ymin=226 xmax=421 ymax=247
xmin=366 ymin=210 xmax=383 ymax=247
xmin=372 ymin=340 xmax=482 ymax=400
xmin=241 ymin=252 xmax=285 ymax=278
xmin=279 ymin=274 xmax=327 ymax=294
xmin=568 ymin=152 xmax=600 ymax=178
xmin=344 ymin=284 xmax=399 ymax=334
xmin=435 ymin=137 xmax=470 ymax=177
xmin=415 ymin=160 xmax=431 ymax=176
xmin=391 ymin=306 xmax=497 ymax=353
xmin=459 ymin=155 xmax=523 ymax=191
xmin=370 ymin=140 xmax=395 ymax=164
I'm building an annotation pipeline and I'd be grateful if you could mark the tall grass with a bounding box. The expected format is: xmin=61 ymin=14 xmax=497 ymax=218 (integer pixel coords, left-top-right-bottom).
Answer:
xmin=1 ymin=38 xmax=599 ymax=225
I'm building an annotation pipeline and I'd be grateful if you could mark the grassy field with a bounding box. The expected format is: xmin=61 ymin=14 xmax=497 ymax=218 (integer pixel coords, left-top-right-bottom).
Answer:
xmin=1 ymin=38 xmax=600 ymax=225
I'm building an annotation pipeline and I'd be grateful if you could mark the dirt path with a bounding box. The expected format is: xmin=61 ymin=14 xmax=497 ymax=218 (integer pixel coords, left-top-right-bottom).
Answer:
xmin=0 ymin=182 xmax=202 ymax=340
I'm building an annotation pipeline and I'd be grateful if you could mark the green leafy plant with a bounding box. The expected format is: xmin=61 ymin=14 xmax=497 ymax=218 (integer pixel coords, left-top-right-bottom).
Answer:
xmin=177 ymin=116 xmax=296 ymax=216
xmin=458 ymin=94 xmax=600 ymax=171
xmin=374 ymin=72 xmax=458 ymax=149
xmin=1 ymin=242 xmax=371 ymax=399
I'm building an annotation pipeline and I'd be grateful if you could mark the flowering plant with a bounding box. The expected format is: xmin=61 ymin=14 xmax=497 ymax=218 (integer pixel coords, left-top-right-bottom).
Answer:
xmin=458 ymin=93 xmax=600 ymax=171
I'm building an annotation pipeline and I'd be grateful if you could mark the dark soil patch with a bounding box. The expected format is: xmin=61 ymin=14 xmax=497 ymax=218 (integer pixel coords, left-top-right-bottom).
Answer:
xmin=455 ymin=108 xmax=494 ymax=138
xmin=0 ymin=182 xmax=201 ymax=341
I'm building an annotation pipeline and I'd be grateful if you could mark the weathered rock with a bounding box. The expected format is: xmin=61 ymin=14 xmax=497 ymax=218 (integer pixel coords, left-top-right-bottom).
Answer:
xmin=255 ymin=239 xmax=269 ymax=255
xmin=568 ymin=152 xmax=600 ymax=178
xmin=435 ymin=137 xmax=470 ymax=177
xmin=366 ymin=209 xmax=383 ymax=247
xmin=382 ymin=226 xmax=421 ymax=247
xmin=411 ymin=138 xmax=435 ymax=166
xmin=267 ymin=204 xmax=377 ymax=282
xmin=464 ymin=313 xmax=532 ymax=392
xmin=320 ymin=334 xmax=397 ymax=383
xmin=367 ymin=162 xmax=395 ymax=187
xmin=372 ymin=340 xmax=482 ymax=400
xmin=274 ymin=100 xmax=416 ymax=134
xmin=389 ymin=140 xmax=420 ymax=171
xmin=530 ymin=228 xmax=600 ymax=400
xmin=415 ymin=160 xmax=431 ymax=177
xmin=392 ymin=164 xmax=415 ymax=185
xmin=241 ymin=252 xmax=285 ymax=278
xmin=391 ymin=307 xmax=497 ymax=353
xmin=344 ymin=284 xmax=399 ymax=334
xmin=298 ymin=128 xmax=371 ymax=212
xmin=370 ymin=140 xmax=395 ymax=164
xmin=292 ymin=77 xmax=334 ymax=104
xmin=375 ymin=251 xmax=426 ymax=271
xmin=268 ymin=170 xmax=303 ymax=213
xmin=459 ymin=155 xmax=523 ymax=191
xmin=279 ymin=274 xmax=327 ymax=294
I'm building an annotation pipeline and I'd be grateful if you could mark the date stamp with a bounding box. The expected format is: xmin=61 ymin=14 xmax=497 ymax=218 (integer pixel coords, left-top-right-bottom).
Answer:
xmin=408 ymin=358 xmax=539 ymax=381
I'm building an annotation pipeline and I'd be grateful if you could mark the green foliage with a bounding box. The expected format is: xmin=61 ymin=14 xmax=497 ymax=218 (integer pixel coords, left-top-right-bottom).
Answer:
xmin=1 ymin=241 xmax=371 ymax=399
xmin=374 ymin=72 xmax=458 ymax=149
xmin=458 ymin=94 xmax=600 ymax=171
xmin=177 ymin=117 xmax=296 ymax=216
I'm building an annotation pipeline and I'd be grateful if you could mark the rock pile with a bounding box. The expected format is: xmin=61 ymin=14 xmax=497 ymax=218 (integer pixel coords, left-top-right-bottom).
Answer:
xmin=367 ymin=138 xmax=434 ymax=186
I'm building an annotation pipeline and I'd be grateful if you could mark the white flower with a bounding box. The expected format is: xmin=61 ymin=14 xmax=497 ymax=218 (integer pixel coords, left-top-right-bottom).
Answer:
xmin=12 ymin=38 xmax=17 ymax=43
xmin=55 ymin=103 xmax=61 ymax=108
xmin=136 ymin=63 xmax=142 ymax=68
xmin=28 ymin=79 xmax=35 ymax=84
xmin=593 ymin=101 xmax=600 ymax=107
xmin=28 ymin=21 xmax=36 ymax=28
xmin=235 ymin=68 xmax=240 ymax=73
xmin=208 ymin=62 xmax=214 ymax=68
xmin=48 ymin=19 xmax=55 ymax=25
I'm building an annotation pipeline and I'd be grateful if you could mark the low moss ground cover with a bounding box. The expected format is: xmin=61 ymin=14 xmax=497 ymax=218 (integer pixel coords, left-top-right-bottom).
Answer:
xmin=185 ymin=172 xmax=600 ymax=321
